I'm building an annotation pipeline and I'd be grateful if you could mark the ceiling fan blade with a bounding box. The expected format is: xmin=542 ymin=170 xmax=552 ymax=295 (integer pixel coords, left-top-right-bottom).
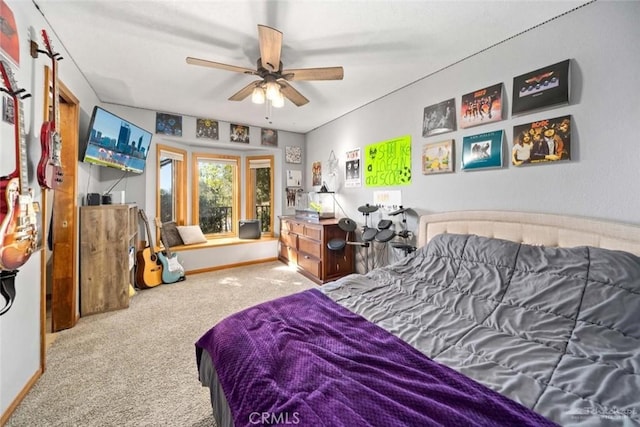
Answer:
xmin=186 ymin=57 xmax=257 ymax=75
xmin=281 ymin=66 xmax=344 ymax=81
xmin=258 ymin=25 xmax=282 ymax=72
xmin=278 ymin=81 xmax=309 ymax=107
xmin=229 ymin=80 xmax=262 ymax=101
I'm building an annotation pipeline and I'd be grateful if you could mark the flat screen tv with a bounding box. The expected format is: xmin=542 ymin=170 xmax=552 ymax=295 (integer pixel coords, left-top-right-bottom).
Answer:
xmin=82 ymin=106 xmax=153 ymax=174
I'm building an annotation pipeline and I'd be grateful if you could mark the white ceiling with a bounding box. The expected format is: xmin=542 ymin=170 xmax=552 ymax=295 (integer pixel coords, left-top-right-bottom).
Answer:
xmin=34 ymin=0 xmax=588 ymax=134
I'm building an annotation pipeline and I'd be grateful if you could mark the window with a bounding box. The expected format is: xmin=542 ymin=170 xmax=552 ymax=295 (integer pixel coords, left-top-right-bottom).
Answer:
xmin=245 ymin=155 xmax=274 ymax=235
xmin=192 ymin=153 xmax=240 ymax=237
xmin=156 ymin=144 xmax=187 ymax=226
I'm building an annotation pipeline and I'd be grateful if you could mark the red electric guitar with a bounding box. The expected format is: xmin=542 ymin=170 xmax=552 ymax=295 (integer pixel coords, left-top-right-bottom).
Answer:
xmin=0 ymin=58 xmax=39 ymax=271
xmin=37 ymin=29 xmax=64 ymax=190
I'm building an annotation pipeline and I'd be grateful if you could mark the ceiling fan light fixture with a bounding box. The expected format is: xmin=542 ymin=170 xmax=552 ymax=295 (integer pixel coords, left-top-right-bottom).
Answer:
xmin=265 ymin=81 xmax=280 ymax=101
xmin=271 ymin=90 xmax=285 ymax=108
xmin=251 ymin=86 xmax=265 ymax=104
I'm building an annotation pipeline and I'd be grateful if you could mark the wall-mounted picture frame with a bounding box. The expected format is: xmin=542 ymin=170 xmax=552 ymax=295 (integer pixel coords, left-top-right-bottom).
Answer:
xmin=312 ymin=161 xmax=322 ymax=186
xmin=230 ymin=123 xmax=249 ymax=143
xmin=0 ymin=1 xmax=20 ymax=66
xmin=285 ymin=145 xmax=302 ymax=164
xmin=261 ymin=128 xmax=278 ymax=147
xmin=460 ymin=83 xmax=504 ymax=129
xmin=156 ymin=112 xmax=182 ymax=136
xmin=345 ymin=148 xmax=361 ymax=188
xmin=512 ymin=115 xmax=571 ymax=166
xmin=196 ymin=118 xmax=218 ymax=140
xmin=512 ymin=59 xmax=570 ymax=116
xmin=422 ymin=139 xmax=454 ymax=174
xmin=461 ymin=130 xmax=504 ymax=170
xmin=422 ymin=98 xmax=456 ymax=137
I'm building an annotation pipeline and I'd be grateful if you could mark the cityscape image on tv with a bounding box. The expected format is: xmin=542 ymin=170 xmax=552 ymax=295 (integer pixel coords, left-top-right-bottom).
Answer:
xmin=84 ymin=107 xmax=152 ymax=173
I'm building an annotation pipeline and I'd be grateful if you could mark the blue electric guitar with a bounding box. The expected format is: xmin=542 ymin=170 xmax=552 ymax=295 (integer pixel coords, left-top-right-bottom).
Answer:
xmin=156 ymin=219 xmax=185 ymax=284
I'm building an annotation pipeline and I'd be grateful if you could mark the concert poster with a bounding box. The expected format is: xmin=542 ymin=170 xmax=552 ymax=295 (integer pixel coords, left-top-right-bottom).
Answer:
xmin=512 ymin=115 xmax=571 ymax=166
xmin=460 ymin=83 xmax=503 ymax=129
xmin=512 ymin=59 xmax=570 ymax=116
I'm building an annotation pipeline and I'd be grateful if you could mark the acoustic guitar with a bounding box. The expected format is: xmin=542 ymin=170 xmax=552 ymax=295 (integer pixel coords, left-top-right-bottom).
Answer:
xmin=156 ymin=219 xmax=185 ymax=284
xmin=0 ymin=58 xmax=39 ymax=272
xmin=135 ymin=210 xmax=163 ymax=289
xmin=37 ymin=29 xmax=64 ymax=190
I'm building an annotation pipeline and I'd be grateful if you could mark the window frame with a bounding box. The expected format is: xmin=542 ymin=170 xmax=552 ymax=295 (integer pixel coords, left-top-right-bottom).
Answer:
xmin=155 ymin=144 xmax=187 ymax=241
xmin=245 ymin=155 xmax=274 ymax=237
xmin=191 ymin=152 xmax=241 ymax=239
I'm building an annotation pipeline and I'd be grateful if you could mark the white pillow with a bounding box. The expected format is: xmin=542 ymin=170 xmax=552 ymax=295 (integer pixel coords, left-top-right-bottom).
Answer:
xmin=177 ymin=225 xmax=207 ymax=245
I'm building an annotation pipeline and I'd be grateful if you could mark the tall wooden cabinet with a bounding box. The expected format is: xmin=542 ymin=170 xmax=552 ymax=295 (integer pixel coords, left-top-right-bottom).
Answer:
xmin=278 ymin=216 xmax=354 ymax=284
xmin=79 ymin=204 xmax=138 ymax=316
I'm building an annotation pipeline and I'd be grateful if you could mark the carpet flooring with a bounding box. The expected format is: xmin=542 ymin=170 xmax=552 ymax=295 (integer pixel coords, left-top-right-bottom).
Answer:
xmin=6 ymin=261 xmax=315 ymax=427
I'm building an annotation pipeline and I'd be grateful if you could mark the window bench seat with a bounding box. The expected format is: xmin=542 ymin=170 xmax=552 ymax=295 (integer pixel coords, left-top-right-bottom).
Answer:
xmin=165 ymin=236 xmax=279 ymax=274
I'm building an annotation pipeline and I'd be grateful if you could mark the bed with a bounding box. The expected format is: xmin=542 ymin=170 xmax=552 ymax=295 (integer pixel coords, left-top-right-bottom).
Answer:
xmin=196 ymin=210 xmax=640 ymax=426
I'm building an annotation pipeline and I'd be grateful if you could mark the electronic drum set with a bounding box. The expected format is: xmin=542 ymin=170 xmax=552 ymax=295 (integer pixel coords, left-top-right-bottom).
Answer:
xmin=327 ymin=204 xmax=416 ymax=273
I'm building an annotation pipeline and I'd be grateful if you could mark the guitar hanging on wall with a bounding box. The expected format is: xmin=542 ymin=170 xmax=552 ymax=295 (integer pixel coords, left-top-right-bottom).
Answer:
xmin=135 ymin=210 xmax=163 ymax=289
xmin=37 ymin=29 xmax=64 ymax=190
xmin=0 ymin=59 xmax=39 ymax=315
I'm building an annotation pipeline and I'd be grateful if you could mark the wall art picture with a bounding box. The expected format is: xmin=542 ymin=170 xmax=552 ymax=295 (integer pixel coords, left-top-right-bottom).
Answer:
xmin=230 ymin=123 xmax=250 ymax=143
xmin=461 ymin=130 xmax=504 ymax=170
xmin=0 ymin=0 xmax=20 ymax=66
xmin=312 ymin=161 xmax=322 ymax=186
xmin=156 ymin=112 xmax=182 ymax=136
xmin=261 ymin=128 xmax=278 ymax=146
xmin=422 ymin=98 xmax=456 ymax=137
xmin=512 ymin=59 xmax=570 ymax=116
xmin=365 ymin=135 xmax=412 ymax=187
xmin=285 ymin=145 xmax=302 ymax=164
xmin=345 ymin=148 xmax=361 ymax=188
xmin=512 ymin=115 xmax=571 ymax=166
xmin=196 ymin=118 xmax=218 ymax=139
xmin=460 ymin=83 xmax=503 ymax=129
xmin=286 ymin=169 xmax=302 ymax=187
xmin=422 ymin=139 xmax=454 ymax=174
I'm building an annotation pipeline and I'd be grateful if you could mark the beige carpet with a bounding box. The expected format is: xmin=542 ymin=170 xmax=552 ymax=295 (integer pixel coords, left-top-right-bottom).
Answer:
xmin=6 ymin=261 xmax=315 ymax=427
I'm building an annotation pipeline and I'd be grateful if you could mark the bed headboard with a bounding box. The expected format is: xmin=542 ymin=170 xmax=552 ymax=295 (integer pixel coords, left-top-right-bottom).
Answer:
xmin=418 ymin=210 xmax=640 ymax=256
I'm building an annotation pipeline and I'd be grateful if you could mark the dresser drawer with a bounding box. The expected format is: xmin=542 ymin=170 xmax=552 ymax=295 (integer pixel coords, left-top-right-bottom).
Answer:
xmin=279 ymin=243 xmax=297 ymax=264
xmin=280 ymin=231 xmax=297 ymax=249
xmin=290 ymin=222 xmax=305 ymax=235
xmin=303 ymin=225 xmax=322 ymax=241
xmin=298 ymin=254 xmax=321 ymax=278
xmin=298 ymin=236 xmax=321 ymax=258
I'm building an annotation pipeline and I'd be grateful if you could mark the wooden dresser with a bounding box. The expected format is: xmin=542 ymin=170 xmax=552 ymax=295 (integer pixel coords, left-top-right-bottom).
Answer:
xmin=278 ymin=216 xmax=354 ymax=284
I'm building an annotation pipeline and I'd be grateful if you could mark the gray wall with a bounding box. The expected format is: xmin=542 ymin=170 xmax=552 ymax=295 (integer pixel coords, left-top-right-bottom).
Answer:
xmin=306 ymin=1 xmax=640 ymax=232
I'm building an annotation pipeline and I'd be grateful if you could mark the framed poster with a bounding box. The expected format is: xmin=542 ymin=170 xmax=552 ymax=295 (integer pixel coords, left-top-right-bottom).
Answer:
xmin=286 ymin=170 xmax=302 ymax=187
xmin=512 ymin=59 xmax=570 ymax=116
xmin=261 ymin=128 xmax=278 ymax=146
xmin=285 ymin=146 xmax=302 ymax=164
xmin=422 ymin=98 xmax=456 ymax=137
xmin=2 ymin=94 xmax=15 ymax=124
xmin=345 ymin=148 xmax=361 ymax=188
xmin=512 ymin=115 xmax=571 ymax=166
xmin=0 ymin=0 xmax=20 ymax=66
xmin=365 ymin=135 xmax=411 ymax=187
xmin=461 ymin=130 xmax=504 ymax=170
xmin=196 ymin=118 xmax=218 ymax=139
xmin=422 ymin=139 xmax=454 ymax=174
xmin=312 ymin=161 xmax=322 ymax=186
xmin=460 ymin=83 xmax=503 ymax=128
xmin=230 ymin=123 xmax=249 ymax=143
xmin=156 ymin=112 xmax=182 ymax=136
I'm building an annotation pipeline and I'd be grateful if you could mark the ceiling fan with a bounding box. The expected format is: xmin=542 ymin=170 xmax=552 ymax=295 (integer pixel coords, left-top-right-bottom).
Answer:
xmin=186 ymin=25 xmax=344 ymax=108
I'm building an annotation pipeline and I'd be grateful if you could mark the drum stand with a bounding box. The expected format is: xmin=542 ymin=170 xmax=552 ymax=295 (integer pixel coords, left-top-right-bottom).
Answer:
xmin=389 ymin=206 xmax=417 ymax=257
xmin=356 ymin=204 xmax=379 ymax=273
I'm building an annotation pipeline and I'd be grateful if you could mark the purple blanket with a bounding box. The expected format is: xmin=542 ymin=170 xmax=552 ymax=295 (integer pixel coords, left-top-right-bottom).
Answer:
xmin=196 ymin=289 xmax=557 ymax=426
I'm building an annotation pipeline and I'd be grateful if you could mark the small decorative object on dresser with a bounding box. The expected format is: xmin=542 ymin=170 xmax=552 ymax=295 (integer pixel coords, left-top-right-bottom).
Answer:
xmin=278 ymin=216 xmax=354 ymax=284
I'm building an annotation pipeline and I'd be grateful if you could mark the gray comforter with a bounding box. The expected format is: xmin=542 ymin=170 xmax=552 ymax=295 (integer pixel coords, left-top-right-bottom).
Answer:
xmin=321 ymin=233 xmax=640 ymax=426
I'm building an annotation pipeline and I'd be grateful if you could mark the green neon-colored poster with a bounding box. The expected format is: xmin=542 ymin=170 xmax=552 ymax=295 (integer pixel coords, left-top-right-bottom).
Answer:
xmin=364 ymin=135 xmax=412 ymax=187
